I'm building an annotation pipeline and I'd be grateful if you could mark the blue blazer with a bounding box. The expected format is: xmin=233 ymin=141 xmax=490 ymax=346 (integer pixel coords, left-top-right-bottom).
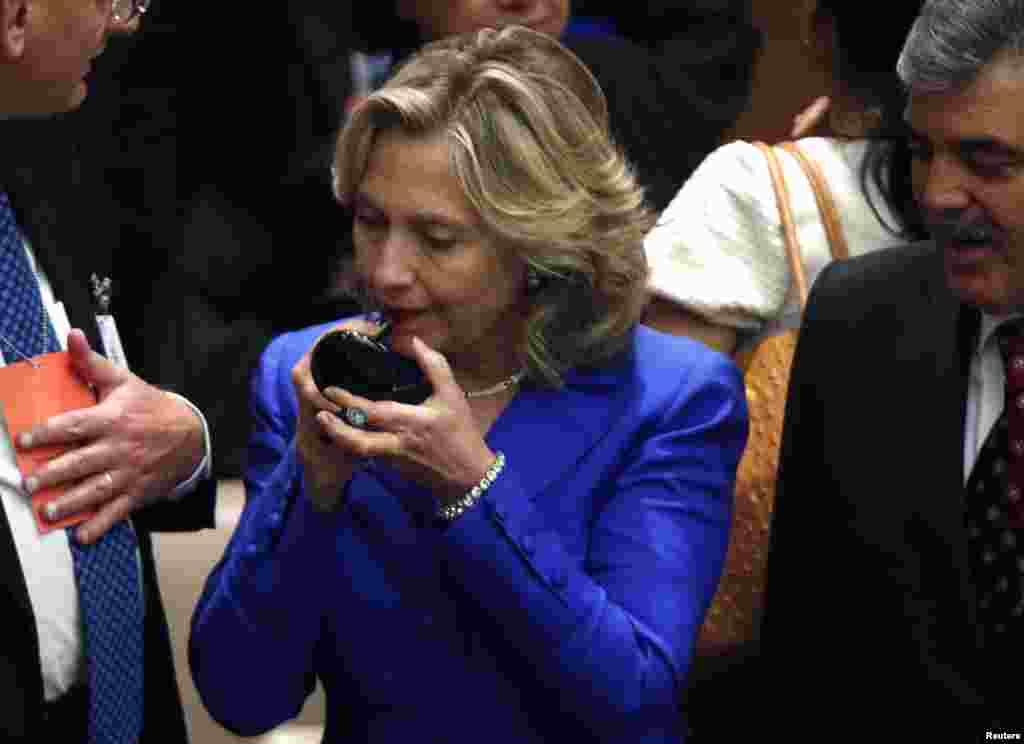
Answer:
xmin=190 ymin=323 xmax=747 ymax=742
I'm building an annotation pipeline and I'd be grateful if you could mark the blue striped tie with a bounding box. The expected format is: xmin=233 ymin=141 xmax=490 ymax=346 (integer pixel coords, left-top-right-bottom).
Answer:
xmin=0 ymin=191 xmax=144 ymax=743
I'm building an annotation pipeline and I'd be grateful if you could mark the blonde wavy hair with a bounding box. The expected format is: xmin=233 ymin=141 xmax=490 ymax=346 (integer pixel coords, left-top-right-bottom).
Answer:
xmin=333 ymin=25 xmax=653 ymax=387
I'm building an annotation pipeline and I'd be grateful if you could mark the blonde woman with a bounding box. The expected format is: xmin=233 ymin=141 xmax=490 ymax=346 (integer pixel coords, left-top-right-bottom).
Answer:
xmin=190 ymin=27 xmax=747 ymax=743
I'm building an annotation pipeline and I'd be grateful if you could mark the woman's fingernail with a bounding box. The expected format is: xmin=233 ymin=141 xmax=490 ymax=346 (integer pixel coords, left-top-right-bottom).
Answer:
xmin=17 ymin=432 xmax=32 ymax=448
xmin=24 ymin=476 xmax=38 ymax=495
xmin=45 ymin=501 xmax=59 ymax=521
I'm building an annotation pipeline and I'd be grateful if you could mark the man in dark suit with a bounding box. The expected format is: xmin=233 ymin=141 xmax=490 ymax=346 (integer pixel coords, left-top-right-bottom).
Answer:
xmin=0 ymin=1 xmax=214 ymax=741
xmin=760 ymin=0 xmax=1024 ymax=737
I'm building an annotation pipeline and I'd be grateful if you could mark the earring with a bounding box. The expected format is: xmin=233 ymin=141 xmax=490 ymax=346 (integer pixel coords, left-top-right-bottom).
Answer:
xmin=526 ymin=266 xmax=542 ymax=292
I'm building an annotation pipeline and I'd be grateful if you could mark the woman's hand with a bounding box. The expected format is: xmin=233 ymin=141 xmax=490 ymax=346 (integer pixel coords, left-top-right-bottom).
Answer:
xmin=292 ymin=318 xmax=380 ymax=511
xmin=318 ymin=337 xmax=497 ymax=507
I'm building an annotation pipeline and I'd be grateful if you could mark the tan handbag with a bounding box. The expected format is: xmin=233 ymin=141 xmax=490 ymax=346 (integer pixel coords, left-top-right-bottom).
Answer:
xmin=695 ymin=141 xmax=848 ymax=654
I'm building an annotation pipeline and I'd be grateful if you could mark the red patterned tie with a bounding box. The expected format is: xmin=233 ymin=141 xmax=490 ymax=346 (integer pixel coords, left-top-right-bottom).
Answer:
xmin=966 ymin=322 xmax=1024 ymax=646
xmin=998 ymin=323 xmax=1024 ymax=528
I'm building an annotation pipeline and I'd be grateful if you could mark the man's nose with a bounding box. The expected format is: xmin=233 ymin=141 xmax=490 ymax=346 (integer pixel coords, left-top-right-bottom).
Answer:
xmin=917 ymin=153 xmax=972 ymax=214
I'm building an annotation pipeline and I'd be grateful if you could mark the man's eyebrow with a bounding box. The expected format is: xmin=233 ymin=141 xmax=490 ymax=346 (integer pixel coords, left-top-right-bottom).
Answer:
xmin=898 ymin=120 xmax=1021 ymax=158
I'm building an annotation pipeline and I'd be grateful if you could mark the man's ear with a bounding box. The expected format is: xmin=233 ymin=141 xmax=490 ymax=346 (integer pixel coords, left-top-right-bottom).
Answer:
xmin=0 ymin=0 xmax=29 ymax=62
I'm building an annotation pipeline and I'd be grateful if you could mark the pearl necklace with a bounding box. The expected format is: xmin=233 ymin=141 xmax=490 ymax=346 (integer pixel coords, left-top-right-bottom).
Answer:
xmin=465 ymin=369 xmax=526 ymax=399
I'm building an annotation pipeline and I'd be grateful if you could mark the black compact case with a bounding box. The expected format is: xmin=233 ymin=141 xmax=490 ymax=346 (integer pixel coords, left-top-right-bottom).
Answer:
xmin=309 ymin=325 xmax=432 ymax=405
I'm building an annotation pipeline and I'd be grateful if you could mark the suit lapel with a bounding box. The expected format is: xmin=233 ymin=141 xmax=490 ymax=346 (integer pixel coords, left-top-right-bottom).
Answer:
xmin=0 ymin=118 xmax=109 ymax=704
xmin=6 ymin=119 xmax=108 ymax=352
xmin=0 ymin=127 xmax=63 ymax=692
xmin=905 ymin=246 xmax=979 ymax=626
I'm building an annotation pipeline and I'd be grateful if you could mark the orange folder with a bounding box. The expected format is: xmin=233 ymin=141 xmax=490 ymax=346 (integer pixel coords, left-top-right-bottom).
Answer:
xmin=0 ymin=352 xmax=97 ymax=533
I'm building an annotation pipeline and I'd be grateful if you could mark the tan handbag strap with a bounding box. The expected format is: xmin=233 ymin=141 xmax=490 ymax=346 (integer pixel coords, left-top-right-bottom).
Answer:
xmin=780 ymin=141 xmax=850 ymax=261
xmin=753 ymin=141 xmax=809 ymax=308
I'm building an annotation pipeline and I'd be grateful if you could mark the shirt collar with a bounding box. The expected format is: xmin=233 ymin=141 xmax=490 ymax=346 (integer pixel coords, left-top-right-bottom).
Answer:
xmin=976 ymin=311 xmax=1024 ymax=356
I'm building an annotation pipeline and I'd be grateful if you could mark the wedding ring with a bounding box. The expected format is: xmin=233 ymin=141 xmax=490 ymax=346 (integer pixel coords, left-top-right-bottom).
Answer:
xmin=339 ymin=406 xmax=369 ymax=429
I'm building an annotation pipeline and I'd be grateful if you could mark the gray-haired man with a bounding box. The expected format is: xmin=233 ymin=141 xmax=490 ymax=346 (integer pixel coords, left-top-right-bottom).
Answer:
xmin=1 ymin=1 xmax=215 ymax=741
xmin=760 ymin=0 xmax=1023 ymax=736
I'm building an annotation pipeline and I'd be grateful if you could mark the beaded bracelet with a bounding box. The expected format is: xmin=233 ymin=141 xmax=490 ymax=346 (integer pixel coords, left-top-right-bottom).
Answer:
xmin=436 ymin=451 xmax=506 ymax=523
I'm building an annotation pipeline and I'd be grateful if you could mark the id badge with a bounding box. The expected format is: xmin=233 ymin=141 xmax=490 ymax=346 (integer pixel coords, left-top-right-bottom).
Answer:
xmin=91 ymin=274 xmax=129 ymax=369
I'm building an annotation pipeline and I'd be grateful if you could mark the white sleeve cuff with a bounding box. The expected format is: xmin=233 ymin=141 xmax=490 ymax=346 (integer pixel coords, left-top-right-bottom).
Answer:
xmin=165 ymin=391 xmax=213 ymax=500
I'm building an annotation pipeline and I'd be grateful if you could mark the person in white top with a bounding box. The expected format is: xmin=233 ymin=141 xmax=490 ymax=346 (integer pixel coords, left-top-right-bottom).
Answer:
xmin=643 ymin=0 xmax=926 ymax=356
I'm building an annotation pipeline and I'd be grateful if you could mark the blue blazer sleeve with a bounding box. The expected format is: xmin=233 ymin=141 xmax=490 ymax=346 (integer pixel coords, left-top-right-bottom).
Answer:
xmin=189 ymin=326 xmax=332 ymax=736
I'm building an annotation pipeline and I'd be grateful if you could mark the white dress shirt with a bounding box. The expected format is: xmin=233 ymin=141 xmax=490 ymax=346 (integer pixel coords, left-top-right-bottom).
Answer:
xmin=964 ymin=313 xmax=1024 ymax=482
xmin=0 ymin=242 xmax=211 ymax=701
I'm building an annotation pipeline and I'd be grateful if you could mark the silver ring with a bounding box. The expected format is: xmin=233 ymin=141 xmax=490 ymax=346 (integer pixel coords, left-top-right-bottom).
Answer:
xmin=340 ymin=406 xmax=369 ymax=429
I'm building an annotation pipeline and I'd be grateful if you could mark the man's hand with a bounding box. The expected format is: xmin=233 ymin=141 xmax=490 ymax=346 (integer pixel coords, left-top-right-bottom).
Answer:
xmin=18 ymin=330 xmax=205 ymax=543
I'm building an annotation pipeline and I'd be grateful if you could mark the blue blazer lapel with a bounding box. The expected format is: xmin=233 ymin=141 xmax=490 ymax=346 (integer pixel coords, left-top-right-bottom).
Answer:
xmin=486 ymin=358 xmax=634 ymax=502
xmin=350 ymin=355 xmax=636 ymax=528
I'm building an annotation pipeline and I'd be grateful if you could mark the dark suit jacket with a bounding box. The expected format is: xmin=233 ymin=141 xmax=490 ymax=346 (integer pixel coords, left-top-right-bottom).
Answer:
xmin=2 ymin=115 xmax=216 ymax=743
xmin=757 ymin=241 xmax=1017 ymax=736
